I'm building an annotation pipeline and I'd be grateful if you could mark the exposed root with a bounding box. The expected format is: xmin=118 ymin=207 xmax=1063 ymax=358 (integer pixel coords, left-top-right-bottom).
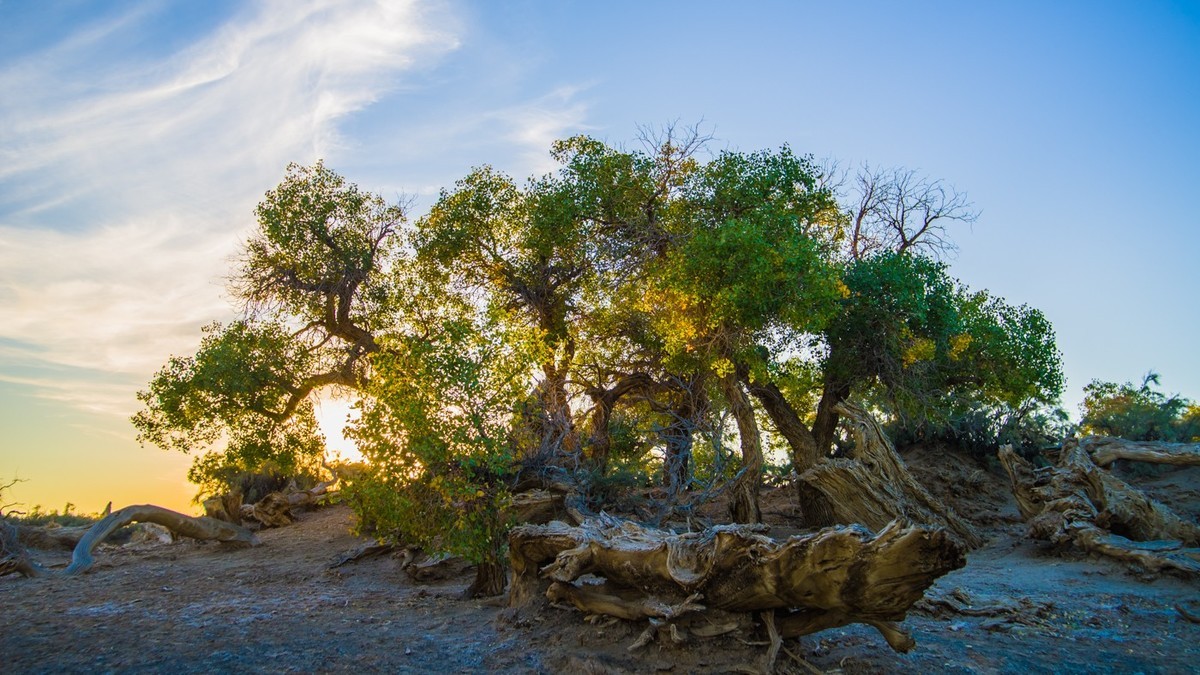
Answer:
xmin=999 ymin=444 xmax=1200 ymax=576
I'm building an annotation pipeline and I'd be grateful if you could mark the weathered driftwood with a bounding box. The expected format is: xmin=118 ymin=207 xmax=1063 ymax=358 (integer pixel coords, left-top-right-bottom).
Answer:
xmin=4 ymin=505 xmax=259 ymax=578
xmin=797 ymin=401 xmax=982 ymax=549
xmin=509 ymin=515 xmax=964 ymax=656
xmin=65 ymin=505 xmax=260 ymax=575
xmin=239 ymin=479 xmax=338 ymax=528
xmin=203 ymin=492 xmax=244 ymax=524
xmin=999 ymin=444 xmax=1200 ymax=575
xmin=1073 ymin=436 xmax=1200 ymax=468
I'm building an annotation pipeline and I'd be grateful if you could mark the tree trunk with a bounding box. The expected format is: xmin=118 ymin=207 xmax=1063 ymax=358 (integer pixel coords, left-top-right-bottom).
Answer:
xmin=508 ymin=515 xmax=965 ymax=653
xmin=1074 ymin=436 xmax=1200 ymax=468
xmin=812 ymin=379 xmax=850 ymax=455
xmin=535 ymin=358 xmax=578 ymax=460
xmin=584 ymin=373 xmax=654 ymax=471
xmin=662 ymin=379 xmax=705 ymax=495
xmin=722 ymin=372 xmax=762 ymax=524
xmin=465 ymin=557 xmax=508 ymax=598
xmin=744 ymin=377 xmax=837 ymax=526
xmin=799 ymin=401 xmax=983 ymax=549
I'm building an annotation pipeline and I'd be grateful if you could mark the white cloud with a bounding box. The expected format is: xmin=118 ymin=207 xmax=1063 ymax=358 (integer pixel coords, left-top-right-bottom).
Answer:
xmin=490 ymin=85 xmax=595 ymax=177
xmin=0 ymin=0 xmax=461 ymax=416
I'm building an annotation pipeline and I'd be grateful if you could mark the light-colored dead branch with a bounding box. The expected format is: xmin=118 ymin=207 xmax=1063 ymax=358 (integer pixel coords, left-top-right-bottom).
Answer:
xmin=66 ymin=505 xmax=259 ymax=575
xmin=1073 ymin=436 xmax=1200 ymax=468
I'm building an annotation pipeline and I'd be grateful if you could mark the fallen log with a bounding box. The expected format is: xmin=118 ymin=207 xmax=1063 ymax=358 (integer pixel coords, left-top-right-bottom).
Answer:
xmin=1 ymin=518 xmax=48 ymax=577
xmin=5 ymin=505 xmax=261 ymax=578
xmin=999 ymin=444 xmax=1200 ymax=575
xmin=66 ymin=504 xmax=260 ymax=575
xmin=241 ymin=479 xmax=339 ymax=528
xmin=1073 ymin=436 xmax=1200 ymax=468
xmin=509 ymin=515 xmax=964 ymax=655
xmin=797 ymin=401 xmax=983 ymax=549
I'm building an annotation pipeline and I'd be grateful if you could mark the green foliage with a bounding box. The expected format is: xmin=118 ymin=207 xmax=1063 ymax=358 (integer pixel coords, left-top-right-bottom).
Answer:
xmin=826 ymin=252 xmax=1064 ymax=424
xmin=825 ymin=252 xmax=958 ymax=389
xmin=241 ymin=160 xmax=404 ymax=323
xmin=345 ymin=314 xmax=532 ymax=565
xmin=642 ymin=146 xmax=843 ymax=378
xmin=1080 ymin=373 xmax=1200 ymax=442
xmin=133 ymin=320 xmax=316 ymax=454
xmin=133 ymin=320 xmax=328 ymax=499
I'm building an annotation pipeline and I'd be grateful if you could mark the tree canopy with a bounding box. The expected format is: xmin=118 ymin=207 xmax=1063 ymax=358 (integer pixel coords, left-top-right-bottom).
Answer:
xmin=134 ymin=130 xmax=1066 ymax=590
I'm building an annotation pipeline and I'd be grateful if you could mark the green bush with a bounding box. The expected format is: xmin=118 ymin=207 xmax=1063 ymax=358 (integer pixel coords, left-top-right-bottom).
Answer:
xmin=1080 ymin=372 xmax=1199 ymax=442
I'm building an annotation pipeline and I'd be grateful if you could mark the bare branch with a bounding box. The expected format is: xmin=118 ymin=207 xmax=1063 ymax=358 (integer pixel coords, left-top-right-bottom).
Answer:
xmin=844 ymin=165 xmax=978 ymax=260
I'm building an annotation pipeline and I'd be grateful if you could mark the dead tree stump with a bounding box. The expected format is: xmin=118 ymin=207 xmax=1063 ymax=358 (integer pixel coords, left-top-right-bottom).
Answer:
xmin=999 ymin=444 xmax=1200 ymax=575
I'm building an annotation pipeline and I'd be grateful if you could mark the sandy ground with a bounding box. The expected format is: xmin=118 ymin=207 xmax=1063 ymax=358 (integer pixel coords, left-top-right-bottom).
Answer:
xmin=3 ymin=450 xmax=1198 ymax=674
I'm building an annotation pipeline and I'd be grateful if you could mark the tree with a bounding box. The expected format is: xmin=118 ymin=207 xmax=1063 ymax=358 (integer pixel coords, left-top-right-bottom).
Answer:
xmin=845 ymin=165 xmax=977 ymax=261
xmin=1081 ymin=373 xmax=1200 ymax=442
xmin=134 ymin=161 xmax=407 ymax=497
xmin=134 ymin=130 xmax=1068 ymax=588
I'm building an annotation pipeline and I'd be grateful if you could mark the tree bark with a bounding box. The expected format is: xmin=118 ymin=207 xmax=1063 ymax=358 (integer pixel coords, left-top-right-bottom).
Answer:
xmin=1073 ymin=436 xmax=1200 ymax=468
xmin=662 ymin=379 xmax=705 ymax=495
xmin=812 ymin=379 xmax=850 ymax=455
xmin=799 ymin=401 xmax=982 ymax=548
xmin=466 ymin=558 xmax=507 ymax=598
xmin=743 ymin=377 xmax=837 ymax=526
xmin=999 ymin=444 xmax=1200 ymax=575
xmin=721 ymin=372 xmax=762 ymax=524
xmin=508 ymin=515 xmax=964 ymax=653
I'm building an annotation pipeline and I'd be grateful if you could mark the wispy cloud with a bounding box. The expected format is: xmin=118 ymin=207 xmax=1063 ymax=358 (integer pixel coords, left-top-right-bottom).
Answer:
xmin=490 ymin=85 xmax=595 ymax=177
xmin=0 ymin=0 xmax=461 ymax=415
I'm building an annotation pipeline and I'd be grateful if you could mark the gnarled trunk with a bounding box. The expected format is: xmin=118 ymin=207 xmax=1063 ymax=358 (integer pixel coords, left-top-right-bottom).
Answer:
xmin=744 ymin=377 xmax=836 ymax=526
xmin=662 ymin=380 xmax=705 ymax=495
xmin=999 ymin=443 xmax=1200 ymax=575
xmin=799 ymin=401 xmax=982 ymax=548
xmin=509 ymin=515 xmax=964 ymax=654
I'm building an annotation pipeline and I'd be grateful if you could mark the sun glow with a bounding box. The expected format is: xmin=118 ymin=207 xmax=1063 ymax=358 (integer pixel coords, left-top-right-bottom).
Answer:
xmin=313 ymin=393 xmax=365 ymax=464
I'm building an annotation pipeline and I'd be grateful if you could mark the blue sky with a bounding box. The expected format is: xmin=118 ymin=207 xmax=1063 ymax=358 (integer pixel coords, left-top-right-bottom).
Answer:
xmin=1 ymin=0 xmax=1197 ymax=512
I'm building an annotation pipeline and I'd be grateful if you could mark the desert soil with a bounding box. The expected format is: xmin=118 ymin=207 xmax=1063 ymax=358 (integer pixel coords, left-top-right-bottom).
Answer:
xmin=3 ymin=448 xmax=1198 ymax=674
